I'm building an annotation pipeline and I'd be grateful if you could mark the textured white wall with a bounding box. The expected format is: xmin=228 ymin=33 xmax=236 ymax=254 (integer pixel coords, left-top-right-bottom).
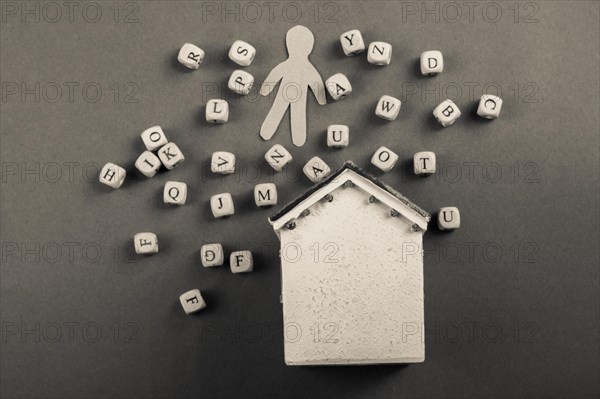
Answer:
xmin=279 ymin=184 xmax=425 ymax=365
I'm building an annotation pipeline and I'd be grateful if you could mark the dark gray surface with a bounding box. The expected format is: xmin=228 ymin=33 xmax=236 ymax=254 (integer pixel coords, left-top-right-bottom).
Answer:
xmin=1 ymin=1 xmax=599 ymax=398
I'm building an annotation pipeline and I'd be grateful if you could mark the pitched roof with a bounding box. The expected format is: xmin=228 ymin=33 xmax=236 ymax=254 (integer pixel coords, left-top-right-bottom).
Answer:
xmin=269 ymin=161 xmax=431 ymax=231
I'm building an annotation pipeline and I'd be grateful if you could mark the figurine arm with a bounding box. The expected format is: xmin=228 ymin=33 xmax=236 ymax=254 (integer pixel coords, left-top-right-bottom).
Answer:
xmin=308 ymin=66 xmax=326 ymax=105
xmin=260 ymin=63 xmax=285 ymax=96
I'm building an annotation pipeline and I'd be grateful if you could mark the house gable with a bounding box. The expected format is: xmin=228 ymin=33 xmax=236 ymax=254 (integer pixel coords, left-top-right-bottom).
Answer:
xmin=270 ymin=162 xmax=431 ymax=232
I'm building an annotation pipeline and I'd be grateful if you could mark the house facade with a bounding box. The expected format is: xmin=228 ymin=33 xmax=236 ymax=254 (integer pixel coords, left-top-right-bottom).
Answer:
xmin=269 ymin=162 xmax=431 ymax=365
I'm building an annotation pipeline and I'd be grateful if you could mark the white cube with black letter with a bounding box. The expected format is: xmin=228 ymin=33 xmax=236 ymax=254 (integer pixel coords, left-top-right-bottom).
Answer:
xmin=477 ymin=94 xmax=503 ymax=119
xmin=413 ymin=151 xmax=436 ymax=175
xmin=340 ymin=29 xmax=366 ymax=56
xmin=375 ymin=95 xmax=401 ymax=121
xmin=163 ymin=181 xmax=187 ymax=205
xmin=433 ymin=99 xmax=461 ymax=127
xmin=230 ymin=250 xmax=253 ymax=273
xmin=326 ymin=125 xmax=349 ymax=148
xmin=99 ymin=163 xmax=126 ymax=189
xmin=420 ymin=50 xmax=444 ymax=75
xmin=210 ymin=193 xmax=235 ymax=218
xmin=303 ymin=156 xmax=331 ymax=183
xmin=211 ymin=151 xmax=236 ymax=175
xmin=200 ymin=243 xmax=224 ymax=267
xmin=371 ymin=146 xmax=399 ymax=173
xmin=134 ymin=232 xmax=158 ymax=255
xmin=141 ymin=126 xmax=168 ymax=151
xmin=179 ymin=289 xmax=206 ymax=314
xmin=265 ymin=144 xmax=293 ymax=172
xmin=177 ymin=43 xmax=205 ymax=70
xmin=158 ymin=142 xmax=185 ymax=170
xmin=254 ymin=183 xmax=278 ymax=207
xmin=228 ymin=40 xmax=256 ymax=66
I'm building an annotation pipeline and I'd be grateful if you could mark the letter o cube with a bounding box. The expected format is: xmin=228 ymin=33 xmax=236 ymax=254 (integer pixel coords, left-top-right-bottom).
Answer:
xmin=254 ymin=183 xmax=278 ymax=207
xmin=206 ymin=99 xmax=229 ymax=124
xmin=228 ymin=70 xmax=254 ymax=95
xmin=99 ymin=163 xmax=126 ymax=189
xmin=163 ymin=181 xmax=187 ymax=205
xmin=371 ymin=146 xmax=399 ymax=173
xmin=201 ymin=243 xmax=224 ymax=267
xmin=141 ymin=126 xmax=168 ymax=151
xmin=413 ymin=151 xmax=436 ymax=175
xmin=179 ymin=289 xmax=206 ymax=315
xmin=228 ymin=40 xmax=256 ymax=66
xmin=210 ymin=193 xmax=235 ymax=218
xmin=230 ymin=250 xmax=253 ymax=273
xmin=303 ymin=156 xmax=331 ymax=183
xmin=134 ymin=232 xmax=158 ymax=255
xmin=477 ymin=94 xmax=503 ymax=119
xmin=420 ymin=50 xmax=444 ymax=75
xmin=367 ymin=41 xmax=392 ymax=65
xmin=178 ymin=43 xmax=205 ymax=70
xmin=433 ymin=99 xmax=461 ymax=127
xmin=326 ymin=73 xmax=352 ymax=101
xmin=438 ymin=207 xmax=461 ymax=230
xmin=158 ymin=142 xmax=185 ymax=170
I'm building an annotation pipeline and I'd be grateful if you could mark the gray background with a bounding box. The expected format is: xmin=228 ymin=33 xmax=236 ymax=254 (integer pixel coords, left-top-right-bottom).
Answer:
xmin=1 ymin=1 xmax=599 ymax=398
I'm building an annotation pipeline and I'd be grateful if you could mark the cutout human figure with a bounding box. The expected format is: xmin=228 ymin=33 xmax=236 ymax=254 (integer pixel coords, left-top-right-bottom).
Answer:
xmin=260 ymin=25 xmax=326 ymax=147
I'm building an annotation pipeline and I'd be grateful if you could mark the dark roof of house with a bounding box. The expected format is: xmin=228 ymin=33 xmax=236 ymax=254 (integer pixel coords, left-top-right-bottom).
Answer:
xmin=270 ymin=161 xmax=431 ymax=222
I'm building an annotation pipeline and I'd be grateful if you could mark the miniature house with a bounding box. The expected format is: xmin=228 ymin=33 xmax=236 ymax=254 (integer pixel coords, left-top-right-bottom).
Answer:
xmin=269 ymin=162 xmax=431 ymax=365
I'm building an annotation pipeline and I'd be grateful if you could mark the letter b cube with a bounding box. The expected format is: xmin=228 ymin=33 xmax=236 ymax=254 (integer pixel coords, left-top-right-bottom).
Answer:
xmin=433 ymin=99 xmax=461 ymax=127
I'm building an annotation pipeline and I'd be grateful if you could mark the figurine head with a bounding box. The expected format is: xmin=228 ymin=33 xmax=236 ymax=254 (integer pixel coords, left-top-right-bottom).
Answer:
xmin=286 ymin=25 xmax=315 ymax=57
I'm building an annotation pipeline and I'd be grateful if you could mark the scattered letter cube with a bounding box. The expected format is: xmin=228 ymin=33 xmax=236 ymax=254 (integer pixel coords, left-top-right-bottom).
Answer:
xmin=210 ymin=193 xmax=235 ymax=218
xmin=438 ymin=207 xmax=461 ymax=230
xmin=158 ymin=142 xmax=185 ymax=170
xmin=163 ymin=181 xmax=187 ymax=205
xmin=413 ymin=151 xmax=436 ymax=175
xmin=375 ymin=95 xmax=401 ymax=121
xmin=228 ymin=70 xmax=254 ymax=95
xmin=228 ymin=40 xmax=256 ymax=66
xmin=135 ymin=151 xmax=162 ymax=178
xmin=265 ymin=144 xmax=293 ymax=172
xmin=201 ymin=243 xmax=224 ymax=267
xmin=134 ymin=232 xmax=158 ymax=255
xmin=367 ymin=41 xmax=392 ymax=65
xmin=303 ymin=156 xmax=331 ymax=183
xmin=325 ymin=73 xmax=352 ymax=101
xmin=420 ymin=50 xmax=444 ymax=75
xmin=371 ymin=146 xmax=399 ymax=173
xmin=327 ymin=125 xmax=349 ymax=148
xmin=99 ymin=163 xmax=126 ymax=189
xmin=477 ymin=94 xmax=503 ymax=119
xmin=230 ymin=251 xmax=253 ymax=273
xmin=179 ymin=289 xmax=206 ymax=314
xmin=254 ymin=183 xmax=278 ymax=207
xmin=141 ymin=126 xmax=168 ymax=151
xmin=433 ymin=99 xmax=461 ymax=127
xmin=206 ymin=99 xmax=229 ymax=124
xmin=178 ymin=43 xmax=205 ymax=70
xmin=340 ymin=29 xmax=365 ymax=56
xmin=211 ymin=151 xmax=236 ymax=174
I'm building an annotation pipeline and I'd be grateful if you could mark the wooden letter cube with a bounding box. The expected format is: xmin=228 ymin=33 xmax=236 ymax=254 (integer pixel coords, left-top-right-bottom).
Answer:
xmin=420 ymin=50 xmax=444 ymax=75
xmin=433 ymin=99 xmax=461 ymax=127
xmin=177 ymin=43 xmax=205 ymax=70
xmin=230 ymin=251 xmax=253 ymax=273
xmin=158 ymin=142 xmax=185 ymax=170
xmin=371 ymin=146 xmax=399 ymax=172
xmin=228 ymin=70 xmax=254 ymax=95
xmin=201 ymin=243 xmax=224 ymax=267
xmin=340 ymin=29 xmax=365 ymax=56
xmin=367 ymin=41 xmax=392 ymax=65
xmin=327 ymin=125 xmax=349 ymax=148
xmin=303 ymin=156 xmax=331 ymax=183
xmin=179 ymin=289 xmax=206 ymax=314
xmin=254 ymin=183 xmax=278 ymax=207
xmin=325 ymin=73 xmax=352 ymax=101
xmin=438 ymin=207 xmax=461 ymax=230
xmin=135 ymin=151 xmax=161 ymax=178
xmin=477 ymin=94 xmax=503 ymax=119
xmin=375 ymin=95 xmax=401 ymax=121
xmin=228 ymin=40 xmax=256 ymax=66
xmin=99 ymin=163 xmax=126 ymax=189
xmin=211 ymin=151 xmax=236 ymax=175
xmin=141 ymin=126 xmax=168 ymax=151
xmin=134 ymin=232 xmax=158 ymax=255
xmin=265 ymin=144 xmax=293 ymax=172
xmin=413 ymin=151 xmax=436 ymax=175
xmin=206 ymin=99 xmax=229 ymax=124
xmin=163 ymin=181 xmax=187 ymax=205
xmin=210 ymin=193 xmax=235 ymax=218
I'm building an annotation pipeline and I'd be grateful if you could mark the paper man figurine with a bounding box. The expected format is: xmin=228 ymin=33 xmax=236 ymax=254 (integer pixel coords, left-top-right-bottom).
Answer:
xmin=260 ymin=25 xmax=326 ymax=147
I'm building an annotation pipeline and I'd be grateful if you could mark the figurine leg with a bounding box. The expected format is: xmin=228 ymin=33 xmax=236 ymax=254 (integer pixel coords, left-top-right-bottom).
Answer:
xmin=260 ymin=95 xmax=290 ymax=141
xmin=290 ymin=101 xmax=307 ymax=147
